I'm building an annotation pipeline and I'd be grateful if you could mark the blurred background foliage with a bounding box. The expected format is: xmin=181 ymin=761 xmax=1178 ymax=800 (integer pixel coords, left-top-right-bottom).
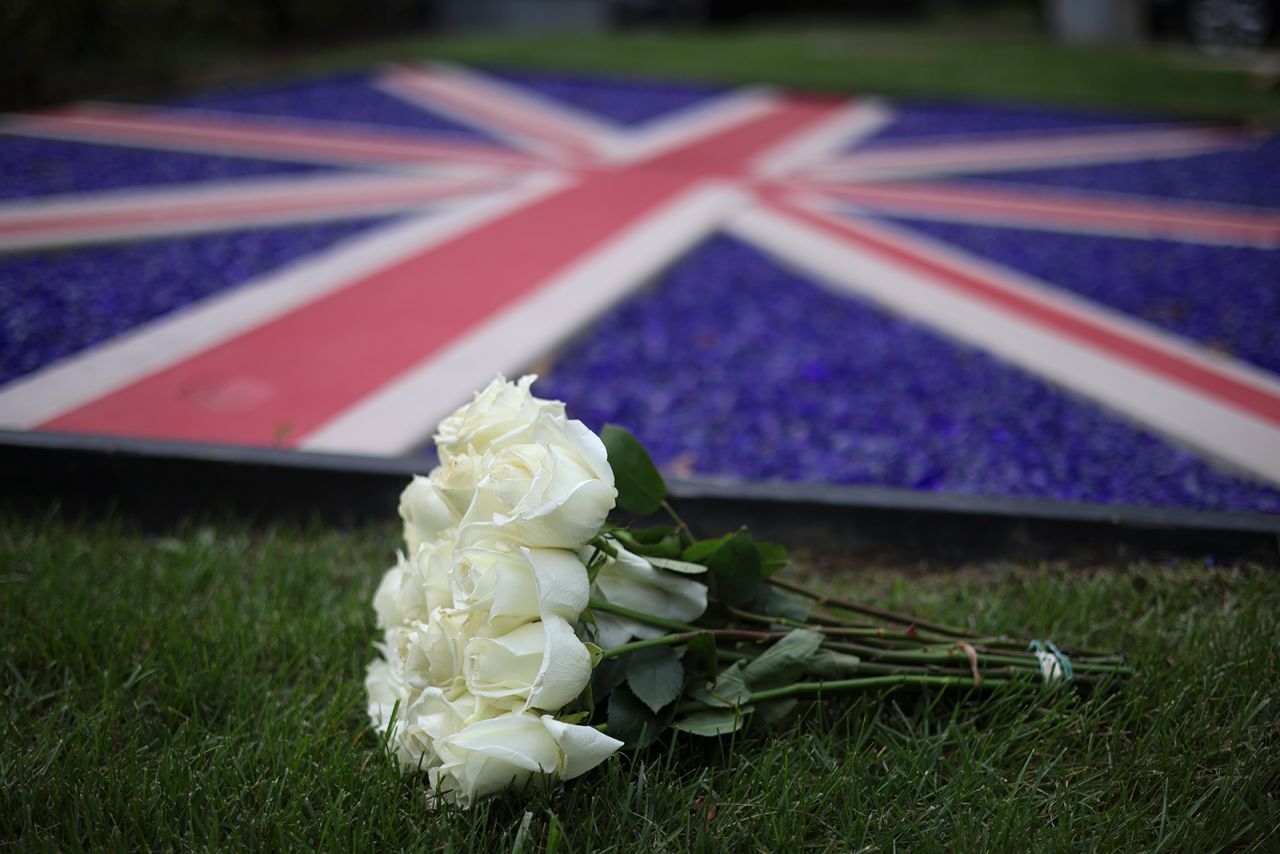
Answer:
xmin=1 ymin=0 xmax=1276 ymax=118
xmin=0 ymin=0 xmax=428 ymax=110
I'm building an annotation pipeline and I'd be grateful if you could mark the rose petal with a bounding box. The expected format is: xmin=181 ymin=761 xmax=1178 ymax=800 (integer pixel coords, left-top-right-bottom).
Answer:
xmin=540 ymin=715 xmax=624 ymax=780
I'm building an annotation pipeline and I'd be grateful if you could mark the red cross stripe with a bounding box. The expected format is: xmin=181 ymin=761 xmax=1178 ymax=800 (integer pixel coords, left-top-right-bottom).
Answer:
xmin=5 ymin=101 xmax=539 ymax=169
xmin=1 ymin=63 xmax=1278 ymax=488
xmin=785 ymin=179 xmax=1280 ymax=247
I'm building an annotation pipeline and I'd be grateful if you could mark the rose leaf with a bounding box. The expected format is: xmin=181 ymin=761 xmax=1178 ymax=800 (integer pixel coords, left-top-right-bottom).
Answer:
xmin=625 ymin=646 xmax=685 ymax=714
xmin=672 ymin=708 xmax=750 ymax=737
xmin=707 ymin=532 xmax=761 ymax=608
xmin=607 ymin=684 xmax=666 ymax=749
xmin=740 ymin=629 xmax=824 ymax=690
xmin=601 ymin=425 xmax=667 ymax=516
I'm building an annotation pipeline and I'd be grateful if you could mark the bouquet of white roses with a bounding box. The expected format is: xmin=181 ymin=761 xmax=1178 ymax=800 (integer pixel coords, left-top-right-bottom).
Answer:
xmin=366 ymin=376 xmax=1127 ymax=807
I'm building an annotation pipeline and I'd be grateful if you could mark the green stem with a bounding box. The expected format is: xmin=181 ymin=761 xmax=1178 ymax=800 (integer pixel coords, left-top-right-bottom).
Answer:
xmin=769 ymin=576 xmax=979 ymax=638
xmin=723 ymin=604 xmax=1125 ymax=675
xmin=749 ymin=674 xmax=1024 ymax=703
xmin=726 ymin=606 xmax=992 ymax=647
xmin=599 ymin=632 xmax=701 ymax=659
xmin=819 ymin=640 xmax=1129 ymax=675
xmin=589 ymin=536 xmax=619 ymax=558
xmin=808 ymin=610 xmax=886 ymax=629
xmin=598 ymin=628 xmax=781 ymax=660
xmin=660 ymin=499 xmax=694 ymax=544
xmin=588 ymin=598 xmax=698 ymax=633
xmin=724 ymin=605 xmax=804 ymax=628
xmin=973 ymin=639 xmax=1126 ymax=660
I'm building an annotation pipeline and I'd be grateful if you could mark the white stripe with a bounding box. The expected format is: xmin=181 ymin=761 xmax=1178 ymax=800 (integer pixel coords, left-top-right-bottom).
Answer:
xmin=0 ymin=170 xmax=506 ymax=252
xmin=795 ymin=196 xmax=1280 ymax=398
xmin=301 ymin=181 xmax=750 ymax=454
xmin=730 ymin=202 xmax=1280 ymax=486
xmin=377 ymin=67 xmax=786 ymax=167
xmin=808 ymin=127 xmax=1246 ymax=181
xmin=751 ymin=99 xmax=893 ymax=178
xmin=0 ymin=174 xmax=568 ymax=428
xmin=377 ymin=64 xmax=623 ymax=160
xmin=0 ymin=166 xmax=498 ymax=220
xmin=602 ymin=88 xmax=782 ymax=164
xmin=797 ymin=183 xmax=1280 ymax=248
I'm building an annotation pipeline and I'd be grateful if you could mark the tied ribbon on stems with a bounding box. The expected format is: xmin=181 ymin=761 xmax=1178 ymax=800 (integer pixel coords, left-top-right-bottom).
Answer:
xmin=365 ymin=376 xmax=1130 ymax=807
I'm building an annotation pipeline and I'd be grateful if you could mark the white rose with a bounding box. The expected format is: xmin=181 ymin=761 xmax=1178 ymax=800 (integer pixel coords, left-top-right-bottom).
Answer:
xmin=433 ymin=454 xmax=486 ymax=515
xmin=434 ymin=374 xmax=565 ymax=462
xmin=372 ymin=540 xmax=455 ymax=630
xmin=365 ymin=653 xmax=410 ymax=739
xmin=463 ymin=616 xmax=591 ymax=712
xmin=430 ymin=712 xmax=623 ymax=807
xmin=401 ymin=608 xmax=474 ymax=695
xmin=460 ymin=421 xmax=616 ymax=549
xmin=390 ymin=687 xmax=485 ymax=772
xmin=399 ymin=457 xmax=484 ymax=554
xmin=372 ymin=556 xmax=412 ymax=630
xmin=398 ymin=473 xmax=457 ymax=556
xmin=586 ymin=541 xmax=709 ymax=648
xmin=451 ymin=542 xmax=589 ymax=636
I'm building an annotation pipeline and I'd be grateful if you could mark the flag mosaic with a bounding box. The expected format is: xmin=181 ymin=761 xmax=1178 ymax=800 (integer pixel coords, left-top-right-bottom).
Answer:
xmin=1 ymin=65 xmax=1278 ymax=514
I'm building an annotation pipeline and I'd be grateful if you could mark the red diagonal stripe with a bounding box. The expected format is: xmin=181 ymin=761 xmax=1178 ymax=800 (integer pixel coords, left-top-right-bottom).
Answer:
xmin=768 ymin=195 xmax=1280 ymax=427
xmin=793 ymin=179 xmax=1280 ymax=245
xmin=40 ymin=99 xmax=843 ymax=446
xmin=5 ymin=104 xmax=539 ymax=169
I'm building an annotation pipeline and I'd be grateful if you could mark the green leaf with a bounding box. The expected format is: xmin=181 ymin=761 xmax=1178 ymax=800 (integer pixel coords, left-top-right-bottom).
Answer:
xmin=584 ymin=642 xmax=605 ymax=668
xmin=672 ymin=708 xmax=750 ymax=737
xmin=645 ymin=556 xmax=708 ymax=575
xmin=805 ymin=649 xmax=863 ymax=679
xmin=706 ymin=532 xmax=761 ymax=608
xmin=591 ymin=656 xmax=628 ymax=699
xmin=687 ymin=661 xmax=750 ymax=709
xmin=681 ymin=535 xmax=731 ymax=564
xmin=625 ymin=646 xmax=684 ymax=714
xmin=754 ymin=698 xmax=799 ymax=727
xmin=684 ymin=632 xmax=718 ymax=675
xmin=607 ymin=685 xmax=666 ymax=749
xmin=741 ymin=629 xmax=824 ymax=689
xmin=753 ymin=585 xmax=813 ymax=622
xmin=755 ymin=542 xmax=790 ymax=576
xmin=601 ymin=425 xmax=667 ymax=516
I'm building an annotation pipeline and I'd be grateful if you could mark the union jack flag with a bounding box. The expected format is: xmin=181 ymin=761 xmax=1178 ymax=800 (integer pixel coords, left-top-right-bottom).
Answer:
xmin=1 ymin=64 xmax=1278 ymax=500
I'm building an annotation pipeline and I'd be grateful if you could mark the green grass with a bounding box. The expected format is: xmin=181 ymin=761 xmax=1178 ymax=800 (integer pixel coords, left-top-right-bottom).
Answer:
xmin=399 ymin=28 xmax=1280 ymax=124
xmin=3 ymin=511 xmax=1278 ymax=850
xmin=143 ymin=21 xmax=1280 ymax=126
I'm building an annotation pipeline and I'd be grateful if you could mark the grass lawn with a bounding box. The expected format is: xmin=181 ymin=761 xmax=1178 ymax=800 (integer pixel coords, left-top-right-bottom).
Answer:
xmin=387 ymin=27 xmax=1280 ymax=124
xmin=19 ymin=13 xmax=1276 ymax=125
xmin=3 ymin=510 xmax=1277 ymax=850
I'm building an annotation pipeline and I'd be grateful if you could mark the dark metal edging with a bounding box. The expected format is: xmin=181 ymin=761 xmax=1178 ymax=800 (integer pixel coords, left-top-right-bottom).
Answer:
xmin=1 ymin=430 xmax=1277 ymax=558
xmin=665 ymin=477 xmax=1280 ymax=534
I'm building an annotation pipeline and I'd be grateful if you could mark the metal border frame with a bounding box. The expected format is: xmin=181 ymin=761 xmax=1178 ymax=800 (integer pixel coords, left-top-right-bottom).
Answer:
xmin=2 ymin=430 xmax=1276 ymax=559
